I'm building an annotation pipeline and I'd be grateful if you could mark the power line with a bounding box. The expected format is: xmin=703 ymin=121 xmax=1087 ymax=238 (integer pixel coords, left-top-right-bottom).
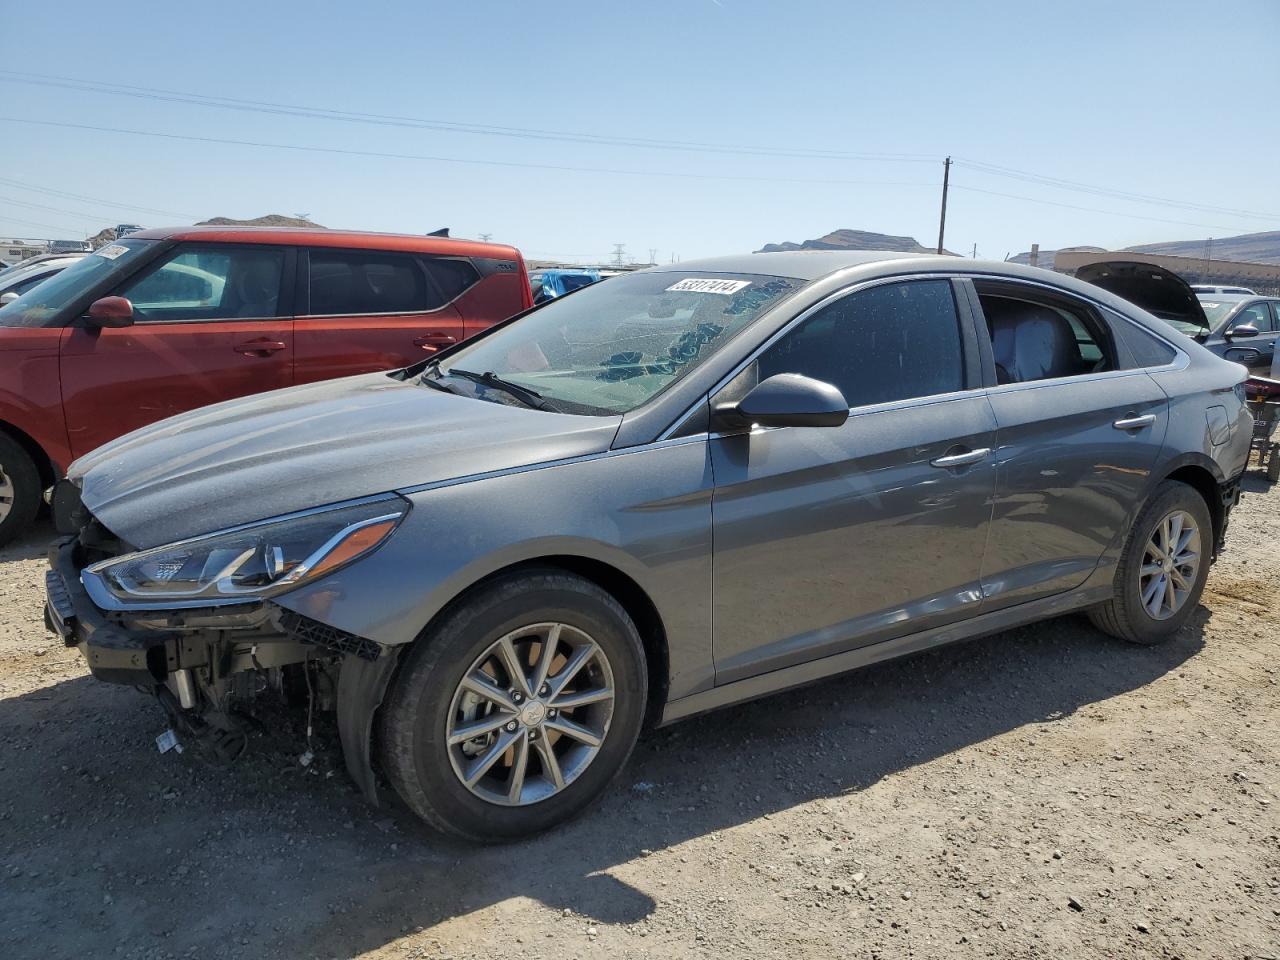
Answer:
xmin=0 ymin=117 xmax=939 ymax=189
xmin=0 ymin=71 xmax=937 ymax=165
xmin=0 ymin=174 xmax=196 ymax=219
xmin=0 ymin=192 xmax=135 ymax=225
xmin=954 ymin=158 xmax=1279 ymax=222
xmin=950 ymin=183 xmax=1253 ymax=232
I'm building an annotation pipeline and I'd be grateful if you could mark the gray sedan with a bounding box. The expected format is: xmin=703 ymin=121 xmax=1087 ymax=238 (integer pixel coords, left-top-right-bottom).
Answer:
xmin=45 ymin=251 xmax=1252 ymax=839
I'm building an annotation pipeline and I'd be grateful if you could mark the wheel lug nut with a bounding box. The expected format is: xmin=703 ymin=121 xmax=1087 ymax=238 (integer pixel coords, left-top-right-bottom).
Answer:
xmin=548 ymin=708 xmax=557 ymax=718
xmin=505 ymin=721 xmax=518 ymax=732
xmin=540 ymin=684 xmax=550 ymax=696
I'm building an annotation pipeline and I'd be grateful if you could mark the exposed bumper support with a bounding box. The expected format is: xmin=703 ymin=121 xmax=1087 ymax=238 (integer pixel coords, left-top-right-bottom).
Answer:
xmin=335 ymin=646 xmax=402 ymax=805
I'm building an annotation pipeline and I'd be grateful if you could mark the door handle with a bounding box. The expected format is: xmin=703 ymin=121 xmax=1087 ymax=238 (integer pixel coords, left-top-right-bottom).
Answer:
xmin=413 ymin=333 xmax=457 ymax=352
xmin=233 ymin=339 xmax=287 ymax=356
xmin=1113 ymin=414 xmax=1156 ymax=431
xmin=930 ymin=447 xmax=991 ymax=469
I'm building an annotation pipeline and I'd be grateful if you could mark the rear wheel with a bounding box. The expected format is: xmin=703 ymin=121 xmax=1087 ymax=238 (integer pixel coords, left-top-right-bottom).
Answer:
xmin=0 ymin=434 xmax=41 ymax=547
xmin=379 ymin=571 xmax=647 ymax=841
xmin=1089 ymin=480 xmax=1212 ymax=645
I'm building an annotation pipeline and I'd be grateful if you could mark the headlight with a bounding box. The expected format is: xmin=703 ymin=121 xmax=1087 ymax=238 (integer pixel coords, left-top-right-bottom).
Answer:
xmin=84 ymin=497 xmax=408 ymax=608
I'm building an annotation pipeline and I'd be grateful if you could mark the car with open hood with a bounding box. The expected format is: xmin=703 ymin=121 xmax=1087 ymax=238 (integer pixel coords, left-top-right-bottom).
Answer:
xmin=44 ymin=251 xmax=1251 ymax=840
xmin=1076 ymin=261 xmax=1279 ymax=374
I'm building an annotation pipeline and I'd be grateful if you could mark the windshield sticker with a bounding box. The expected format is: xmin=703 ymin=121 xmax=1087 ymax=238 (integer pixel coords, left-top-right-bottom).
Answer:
xmin=94 ymin=243 xmax=129 ymax=260
xmin=665 ymin=278 xmax=752 ymax=295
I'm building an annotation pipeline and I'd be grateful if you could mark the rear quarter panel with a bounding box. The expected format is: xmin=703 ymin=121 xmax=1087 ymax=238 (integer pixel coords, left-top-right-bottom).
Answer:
xmin=275 ymin=438 xmax=716 ymax=701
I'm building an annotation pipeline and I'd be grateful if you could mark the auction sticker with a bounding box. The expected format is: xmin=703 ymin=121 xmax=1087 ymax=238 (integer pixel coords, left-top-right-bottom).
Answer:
xmin=95 ymin=243 xmax=129 ymax=260
xmin=665 ymin=278 xmax=751 ymax=295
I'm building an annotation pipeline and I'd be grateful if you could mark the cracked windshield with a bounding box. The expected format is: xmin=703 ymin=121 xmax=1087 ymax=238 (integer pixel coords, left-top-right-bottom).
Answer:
xmin=436 ymin=271 xmax=799 ymax=414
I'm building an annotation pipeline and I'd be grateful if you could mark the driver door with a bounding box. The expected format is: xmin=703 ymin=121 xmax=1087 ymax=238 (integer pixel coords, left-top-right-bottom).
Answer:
xmin=59 ymin=243 xmax=295 ymax=458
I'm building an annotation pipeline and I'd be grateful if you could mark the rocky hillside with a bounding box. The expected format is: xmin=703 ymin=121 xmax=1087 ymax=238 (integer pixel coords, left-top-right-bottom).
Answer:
xmin=195 ymin=214 xmax=325 ymax=229
xmin=756 ymin=229 xmax=952 ymax=256
xmin=1010 ymin=230 xmax=1280 ymax=269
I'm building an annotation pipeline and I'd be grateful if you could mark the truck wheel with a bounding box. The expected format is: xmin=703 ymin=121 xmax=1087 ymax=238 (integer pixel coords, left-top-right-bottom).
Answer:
xmin=379 ymin=570 xmax=647 ymax=841
xmin=0 ymin=434 xmax=41 ymax=547
xmin=1088 ymin=480 xmax=1212 ymax=645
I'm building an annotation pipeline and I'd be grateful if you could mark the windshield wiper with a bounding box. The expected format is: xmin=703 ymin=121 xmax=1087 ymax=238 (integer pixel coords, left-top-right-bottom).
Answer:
xmin=444 ymin=368 xmax=559 ymax=411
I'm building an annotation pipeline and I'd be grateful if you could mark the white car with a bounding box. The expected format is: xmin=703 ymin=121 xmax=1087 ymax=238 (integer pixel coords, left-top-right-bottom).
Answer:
xmin=0 ymin=254 xmax=87 ymax=304
xmin=1190 ymin=284 xmax=1257 ymax=296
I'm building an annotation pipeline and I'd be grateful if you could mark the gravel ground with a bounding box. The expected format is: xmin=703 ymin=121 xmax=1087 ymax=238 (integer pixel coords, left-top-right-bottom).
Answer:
xmin=1 ymin=477 xmax=1277 ymax=960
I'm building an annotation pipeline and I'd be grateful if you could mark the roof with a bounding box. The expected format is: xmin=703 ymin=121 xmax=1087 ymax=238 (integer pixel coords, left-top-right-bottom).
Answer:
xmin=643 ymin=250 xmax=933 ymax=281
xmin=125 ymin=225 xmax=521 ymax=259
xmin=1194 ymin=293 xmax=1256 ymax=303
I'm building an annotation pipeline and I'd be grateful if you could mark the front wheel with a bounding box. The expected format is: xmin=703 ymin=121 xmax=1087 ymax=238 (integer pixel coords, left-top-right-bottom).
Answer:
xmin=0 ymin=433 xmax=41 ymax=547
xmin=378 ymin=571 xmax=647 ymax=841
xmin=1088 ymin=480 xmax=1213 ymax=645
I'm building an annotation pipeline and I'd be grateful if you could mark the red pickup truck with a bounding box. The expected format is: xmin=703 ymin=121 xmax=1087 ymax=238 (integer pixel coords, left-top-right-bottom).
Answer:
xmin=0 ymin=226 xmax=532 ymax=543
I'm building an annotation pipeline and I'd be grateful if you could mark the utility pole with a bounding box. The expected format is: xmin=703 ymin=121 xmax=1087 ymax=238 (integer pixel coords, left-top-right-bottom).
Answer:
xmin=971 ymin=243 xmax=978 ymax=259
xmin=936 ymin=156 xmax=951 ymax=255
xmin=479 ymin=233 xmax=493 ymax=242
xmin=1200 ymin=237 xmax=1213 ymax=282
xmin=648 ymin=247 xmax=658 ymax=266
xmin=611 ymin=243 xmax=626 ymax=267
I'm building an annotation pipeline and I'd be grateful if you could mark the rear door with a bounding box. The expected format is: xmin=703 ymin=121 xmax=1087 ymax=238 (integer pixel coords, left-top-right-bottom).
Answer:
xmin=710 ymin=278 xmax=997 ymax=683
xmin=968 ymin=279 xmax=1169 ymax=610
xmin=59 ymin=243 xmax=294 ymax=458
xmin=292 ymin=248 xmax=467 ymax=384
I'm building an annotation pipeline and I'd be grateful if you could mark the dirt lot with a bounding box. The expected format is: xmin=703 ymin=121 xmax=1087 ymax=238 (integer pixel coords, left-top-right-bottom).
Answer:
xmin=1 ymin=479 xmax=1277 ymax=960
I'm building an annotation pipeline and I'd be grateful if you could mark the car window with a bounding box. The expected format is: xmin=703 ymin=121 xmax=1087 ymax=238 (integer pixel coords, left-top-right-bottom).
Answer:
xmin=754 ymin=279 xmax=964 ymax=408
xmin=978 ymin=290 xmax=1112 ymax=384
xmin=119 ymin=246 xmax=286 ymax=322
xmin=12 ymin=272 xmax=53 ymax=296
xmin=422 ymin=257 xmax=479 ymax=302
xmin=1234 ymin=303 xmax=1272 ymax=333
xmin=1108 ymin=309 xmax=1178 ymax=367
xmin=0 ymin=239 xmax=156 ymax=328
xmin=308 ymin=250 xmax=436 ymax=315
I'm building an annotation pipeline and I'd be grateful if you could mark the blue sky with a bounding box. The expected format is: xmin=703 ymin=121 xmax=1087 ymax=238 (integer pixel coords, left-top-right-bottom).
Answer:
xmin=2 ymin=0 xmax=1278 ymax=263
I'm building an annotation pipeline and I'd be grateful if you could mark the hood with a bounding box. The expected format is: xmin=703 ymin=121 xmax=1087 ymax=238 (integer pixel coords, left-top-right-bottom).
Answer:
xmin=71 ymin=372 xmax=621 ymax=549
xmin=1075 ymin=260 xmax=1209 ymax=331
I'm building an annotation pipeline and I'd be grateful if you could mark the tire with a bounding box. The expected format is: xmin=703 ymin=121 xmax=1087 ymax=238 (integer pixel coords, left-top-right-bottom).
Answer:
xmin=378 ymin=570 xmax=648 ymax=841
xmin=0 ymin=433 xmax=41 ymax=548
xmin=1088 ymin=480 xmax=1213 ymax=645
xmin=1267 ymin=451 xmax=1280 ymax=484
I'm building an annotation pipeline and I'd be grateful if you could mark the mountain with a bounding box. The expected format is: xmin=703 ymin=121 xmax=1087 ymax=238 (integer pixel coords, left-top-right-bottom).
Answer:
xmin=196 ymin=214 xmax=325 ymax=229
xmin=756 ymin=229 xmax=952 ymax=256
xmin=1124 ymin=230 xmax=1280 ymax=265
xmin=1009 ymin=230 xmax=1280 ymax=270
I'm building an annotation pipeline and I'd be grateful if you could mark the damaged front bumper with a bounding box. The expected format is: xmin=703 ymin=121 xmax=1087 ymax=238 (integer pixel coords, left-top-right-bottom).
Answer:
xmin=44 ymin=534 xmax=399 ymax=801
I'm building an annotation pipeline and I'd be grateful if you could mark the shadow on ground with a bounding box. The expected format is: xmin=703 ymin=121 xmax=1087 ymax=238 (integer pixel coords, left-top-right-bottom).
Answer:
xmin=0 ymin=600 xmax=1208 ymax=959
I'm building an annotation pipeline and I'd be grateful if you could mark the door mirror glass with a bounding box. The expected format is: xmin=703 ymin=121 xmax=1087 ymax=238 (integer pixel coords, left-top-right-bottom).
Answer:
xmin=715 ymin=373 xmax=849 ymax=430
xmin=1228 ymin=323 xmax=1260 ymax=339
xmin=85 ymin=296 xmax=134 ymax=328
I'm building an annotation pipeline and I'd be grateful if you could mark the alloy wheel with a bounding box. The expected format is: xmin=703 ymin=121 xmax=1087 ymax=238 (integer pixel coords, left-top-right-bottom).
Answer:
xmin=1139 ymin=509 xmax=1201 ymax=621
xmin=0 ymin=466 xmax=13 ymax=525
xmin=445 ymin=622 xmax=615 ymax=806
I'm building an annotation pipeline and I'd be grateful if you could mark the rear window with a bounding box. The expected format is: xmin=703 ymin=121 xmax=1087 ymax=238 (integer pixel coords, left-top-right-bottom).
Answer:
xmin=308 ymin=250 xmax=434 ymax=316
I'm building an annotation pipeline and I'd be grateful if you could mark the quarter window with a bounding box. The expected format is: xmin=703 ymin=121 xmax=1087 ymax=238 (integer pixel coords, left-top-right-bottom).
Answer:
xmin=977 ymin=288 xmax=1113 ymax=384
xmin=423 ymin=257 xmax=479 ymax=302
xmin=118 ymin=246 xmax=286 ymax=322
xmin=308 ymin=250 xmax=434 ymax=316
xmin=755 ymin=279 xmax=965 ymax=408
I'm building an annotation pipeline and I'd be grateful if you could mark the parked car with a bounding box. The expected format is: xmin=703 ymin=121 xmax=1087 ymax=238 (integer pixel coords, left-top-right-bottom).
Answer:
xmin=0 ymin=253 xmax=86 ymax=305
xmin=1076 ymin=262 xmax=1280 ymax=375
xmin=0 ymin=226 xmax=531 ymax=544
xmin=48 ymin=239 xmax=93 ymax=254
xmin=529 ymin=267 xmax=601 ymax=303
xmin=44 ymin=250 xmax=1250 ymax=840
xmin=114 ymin=224 xmax=144 ymax=239
xmin=1190 ymin=284 xmax=1256 ymax=296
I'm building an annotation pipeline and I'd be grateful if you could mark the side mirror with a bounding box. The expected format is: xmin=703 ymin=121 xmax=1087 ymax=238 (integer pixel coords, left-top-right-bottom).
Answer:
xmin=85 ymin=296 xmax=134 ymax=328
xmin=0 ymin=291 xmax=17 ymax=305
xmin=714 ymin=373 xmax=850 ymax=430
xmin=1227 ymin=323 xmax=1260 ymax=340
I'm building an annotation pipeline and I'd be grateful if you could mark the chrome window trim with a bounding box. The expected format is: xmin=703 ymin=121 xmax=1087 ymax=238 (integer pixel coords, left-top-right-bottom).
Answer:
xmin=132 ymin=315 xmax=291 ymax=326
